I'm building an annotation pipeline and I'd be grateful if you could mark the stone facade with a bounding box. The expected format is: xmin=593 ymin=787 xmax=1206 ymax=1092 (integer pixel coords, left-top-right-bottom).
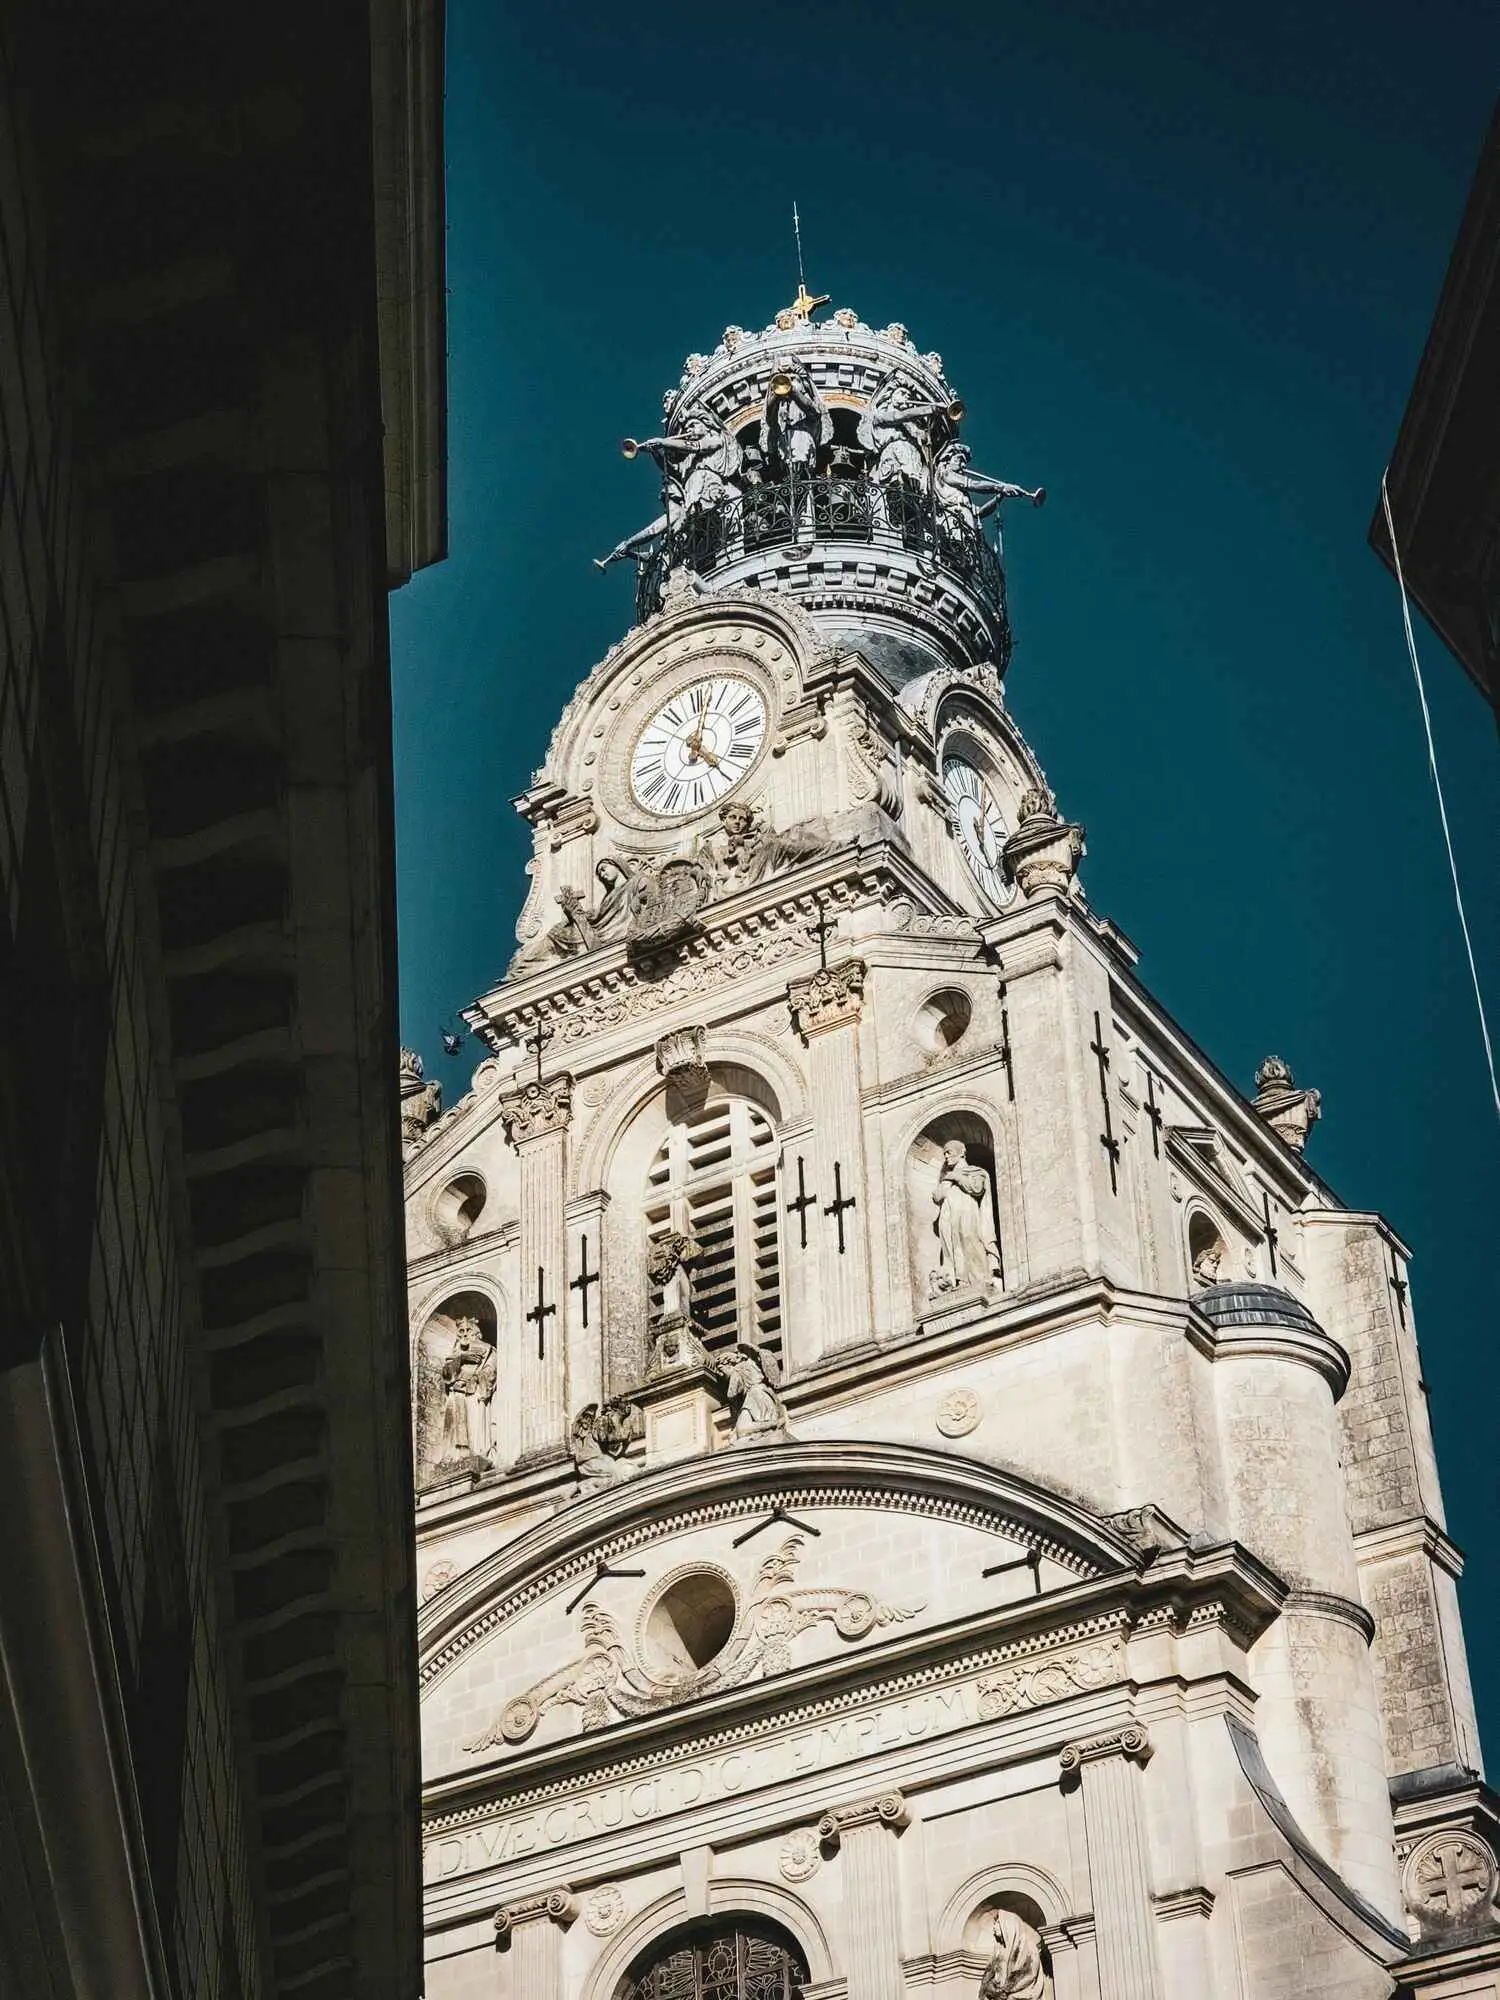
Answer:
xmin=408 ymin=299 xmax=1496 ymax=1998
xmin=0 ymin=3 xmax=443 ymax=1993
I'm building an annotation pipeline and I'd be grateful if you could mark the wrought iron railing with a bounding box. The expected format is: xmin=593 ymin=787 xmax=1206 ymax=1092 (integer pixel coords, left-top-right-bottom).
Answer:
xmin=634 ymin=475 xmax=1009 ymax=631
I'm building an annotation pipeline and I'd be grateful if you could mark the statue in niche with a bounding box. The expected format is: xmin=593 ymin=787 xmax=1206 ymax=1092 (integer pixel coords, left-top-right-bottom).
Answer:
xmin=547 ymin=856 xmax=637 ymax=956
xmin=933 ymin=441 xmax=1045 ymax=533
xmin=930 ymin=1140 xmax=1003 ymax=1295
xmin=979 ymin=1908 xmax=1047 ymax=2000
xmin=721 ymin=1344 xmax=791 ymax=1444
xmin=694 ymin=799 xmax=836 ymax=894
xmin=1191 ymin=1237 xmax=1225 ymax=1288
xmin=567 ymin=1399 xmax=642 ymax=1500
xmin=438 ymin=1317 xmax=497 ymax=1464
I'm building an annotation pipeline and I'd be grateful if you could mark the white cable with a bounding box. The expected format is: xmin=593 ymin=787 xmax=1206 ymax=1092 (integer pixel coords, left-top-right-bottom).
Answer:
xmin=1380 ymin=470 xmax=1500 ymax=1125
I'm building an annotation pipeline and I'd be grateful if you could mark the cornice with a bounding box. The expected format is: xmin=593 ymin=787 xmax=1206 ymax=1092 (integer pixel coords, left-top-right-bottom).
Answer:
xmin=1354 ymin=1515 xmax=1466 ymax=1580
xmin=468 ymin=839 xmax=957 ymax=1047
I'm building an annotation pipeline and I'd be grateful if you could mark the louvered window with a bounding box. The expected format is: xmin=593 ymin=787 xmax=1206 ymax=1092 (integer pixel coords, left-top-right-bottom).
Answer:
xmin=646 ymin=1098 xmax=782 ymax=1367
xmin=625 ymin=1923 xmax=807 ymax=1999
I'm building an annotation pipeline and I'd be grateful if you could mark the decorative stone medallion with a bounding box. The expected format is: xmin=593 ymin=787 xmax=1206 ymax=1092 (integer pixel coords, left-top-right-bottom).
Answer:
xmin=778 ymin=1828 xmax=822 ymax=1883
xmin=935 ymin=1388 xmax=982 ymax=1438
xmin=1403 ymin=1831 xmax=1498 ymax=1926
xmin=583 ymin=1884 xmax=627 ymax=1936
xmin=420 ymin=1559 xmax=457 ymax=1603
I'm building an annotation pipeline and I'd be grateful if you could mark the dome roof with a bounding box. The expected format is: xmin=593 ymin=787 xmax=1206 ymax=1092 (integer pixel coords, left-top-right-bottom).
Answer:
xmin=1194 ymin=1283 xmax=1323 ymax=1333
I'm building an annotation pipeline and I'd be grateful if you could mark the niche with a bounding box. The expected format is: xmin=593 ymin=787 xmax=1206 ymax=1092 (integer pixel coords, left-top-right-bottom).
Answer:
xmin=907 ymin=1110 xmax=1004 ymax=1306
xmin=413 ymin=1289 xmax=499 ymax=1490
xmin=913 ymin=986 xmax=973 ymax=1056
xmin=1187 ymin=1210 xmax=1229 ymax=1289
xmin=431 ymin=1171 xmax=487 ymax=1246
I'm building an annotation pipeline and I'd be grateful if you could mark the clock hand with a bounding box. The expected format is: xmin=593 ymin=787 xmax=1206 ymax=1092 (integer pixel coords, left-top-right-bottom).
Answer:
xmin=684 ymin=724 xmax=724 ymax=771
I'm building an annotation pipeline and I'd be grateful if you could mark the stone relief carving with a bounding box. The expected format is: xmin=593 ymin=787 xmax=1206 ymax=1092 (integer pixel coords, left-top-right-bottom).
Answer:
xmin=420 ymin=1559 xmax=458 ymax=1603
xmin=721 ymin=1343 xmax=792 ymax=1445
xmin=463 ymin=1535 xmax=921 ymax=1750
xmin=624 ymin=853 xmax=717 ymax=950
xmin=1252 ymin=1055 xmax=1321 ymax=1153
xmin=582 ymin=1884 xmax=628 ymax=1937
xmin=566 ymin=1400 xmax=642 ymax=1501
xmin=929 ymin=1141 xmax=1003 ymax=1296
xmin=1402 ymin=1831 xmax=1498 ymax=1929
xmin=778 ymin=1828 xmax=822 ymax=1882
xmin=655 ymin=1024 xmax=708 ymax=1086
xmin=499 ymin=1073 xmax=574 ymax=1146
xmin=979 ymin=1909 xmax=1047 ymax=2000
xmin=935 ymin=1387 xmax=982 ymax=1438
xmin=788 ymin=957 xmax=867 ymax=1037
xmin=399 ymin=1047 xmax=442 ymax=1151
xmin=975 ymin=1639 xmax=1124 ymax=1722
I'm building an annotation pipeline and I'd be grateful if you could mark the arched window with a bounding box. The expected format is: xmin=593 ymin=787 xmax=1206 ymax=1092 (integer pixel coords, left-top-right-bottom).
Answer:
xmin=646 ymin=1094 xmax=782 ymax=1367
xmin=622 ymin=1920 xmax=808 ymax=2000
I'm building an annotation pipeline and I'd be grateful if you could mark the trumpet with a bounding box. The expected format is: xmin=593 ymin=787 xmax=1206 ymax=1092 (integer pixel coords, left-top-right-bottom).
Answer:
xmin=769 ymin=371 xmax=794 ymax=399
xmin=945 ymin=398 xmax=966 ymax=424
xmin=620 ymin=437 xmax=641 ymax=459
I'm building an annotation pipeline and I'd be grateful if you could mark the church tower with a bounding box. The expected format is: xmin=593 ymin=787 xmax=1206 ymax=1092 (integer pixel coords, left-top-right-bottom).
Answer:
xmin=405 ymin=296 xmax=1499 ymax=2000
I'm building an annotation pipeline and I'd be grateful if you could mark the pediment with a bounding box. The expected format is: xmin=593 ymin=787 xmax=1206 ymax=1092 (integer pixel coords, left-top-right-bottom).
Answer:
xmin=418 ymin=1443 xmax=1139 ymax=1781
xmin=1166 ymin=1124 xmax=1263 ymax=1233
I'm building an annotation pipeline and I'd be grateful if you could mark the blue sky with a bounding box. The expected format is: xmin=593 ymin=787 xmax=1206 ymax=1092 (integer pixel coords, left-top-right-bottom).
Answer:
xmin=392 ymin=3 xmax=1500 ymax=1735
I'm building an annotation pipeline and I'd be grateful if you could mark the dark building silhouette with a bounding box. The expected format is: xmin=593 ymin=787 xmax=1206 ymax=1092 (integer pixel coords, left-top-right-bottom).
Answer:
xmin=0 ymin=3 xmax=444 ymax=1995
xmin=1373 ymin=101 xmax=1500 ymax=727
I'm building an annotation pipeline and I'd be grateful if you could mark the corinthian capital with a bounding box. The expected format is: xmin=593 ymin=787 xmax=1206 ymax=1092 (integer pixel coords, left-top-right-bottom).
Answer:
xmin=500 ymin=1073 xmax=575 ymax=1146
xmin=788 ymin=957 xmax=867 ymax=1037
xmin=493 ymin=1887 xmax=577 ymax=1938
xmin=815 ymin=1790 xmax=909 ymax=1847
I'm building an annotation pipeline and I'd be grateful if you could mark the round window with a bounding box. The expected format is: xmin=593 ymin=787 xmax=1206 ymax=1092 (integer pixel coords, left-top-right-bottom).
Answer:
xmin=643 ymin=1569 xmax=737 ymax=1679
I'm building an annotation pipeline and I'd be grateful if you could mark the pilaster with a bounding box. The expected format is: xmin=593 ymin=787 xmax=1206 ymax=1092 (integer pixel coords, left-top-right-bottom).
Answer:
xmin=816 ymin=1791 xmax=909 ymax=2000
xmin=500 ymin=1074 xmax=574 ymax=1464
xmin=787 ymin=959 xmax=872 ymax=1359
xmin=1058 ymin=1728 xmax=1163 ymax=2000
xmin=492 ymin=1886 xmax=576 ymax=2000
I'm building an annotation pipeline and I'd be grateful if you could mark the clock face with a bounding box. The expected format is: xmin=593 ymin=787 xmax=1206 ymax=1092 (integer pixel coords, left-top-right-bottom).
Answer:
xmin=942 ymin=757 xmax=1011 ymax=906
xmin=630 ymin=675 xmax=767 ymax=817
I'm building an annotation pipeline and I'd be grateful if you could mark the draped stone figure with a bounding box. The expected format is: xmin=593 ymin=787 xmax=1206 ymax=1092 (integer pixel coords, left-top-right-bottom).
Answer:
xmin=931 ymin=1140 xmax=1003 ymax=1294
xmin=693 ymin=800 xmax=836 ymax=894
xmin=979 ymin=1908 xmax=1046 ymax=2000
xmin=721 ymin=1344 xmax=790 ymax=1443
xmin=547 ymin=856 xmax=636 ymax=956
xmin=763 ymin=356 xmax=832 ymax=477
xmin=439 ymin=1318 xmax=497 ymax=1463
xmin=857 ymin=377 xmax=952 ymax=523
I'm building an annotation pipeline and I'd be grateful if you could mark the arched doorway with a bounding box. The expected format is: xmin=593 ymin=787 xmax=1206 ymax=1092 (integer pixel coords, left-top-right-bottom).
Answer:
xmin=620 ymin=1917 xmax=808 ymax=1999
